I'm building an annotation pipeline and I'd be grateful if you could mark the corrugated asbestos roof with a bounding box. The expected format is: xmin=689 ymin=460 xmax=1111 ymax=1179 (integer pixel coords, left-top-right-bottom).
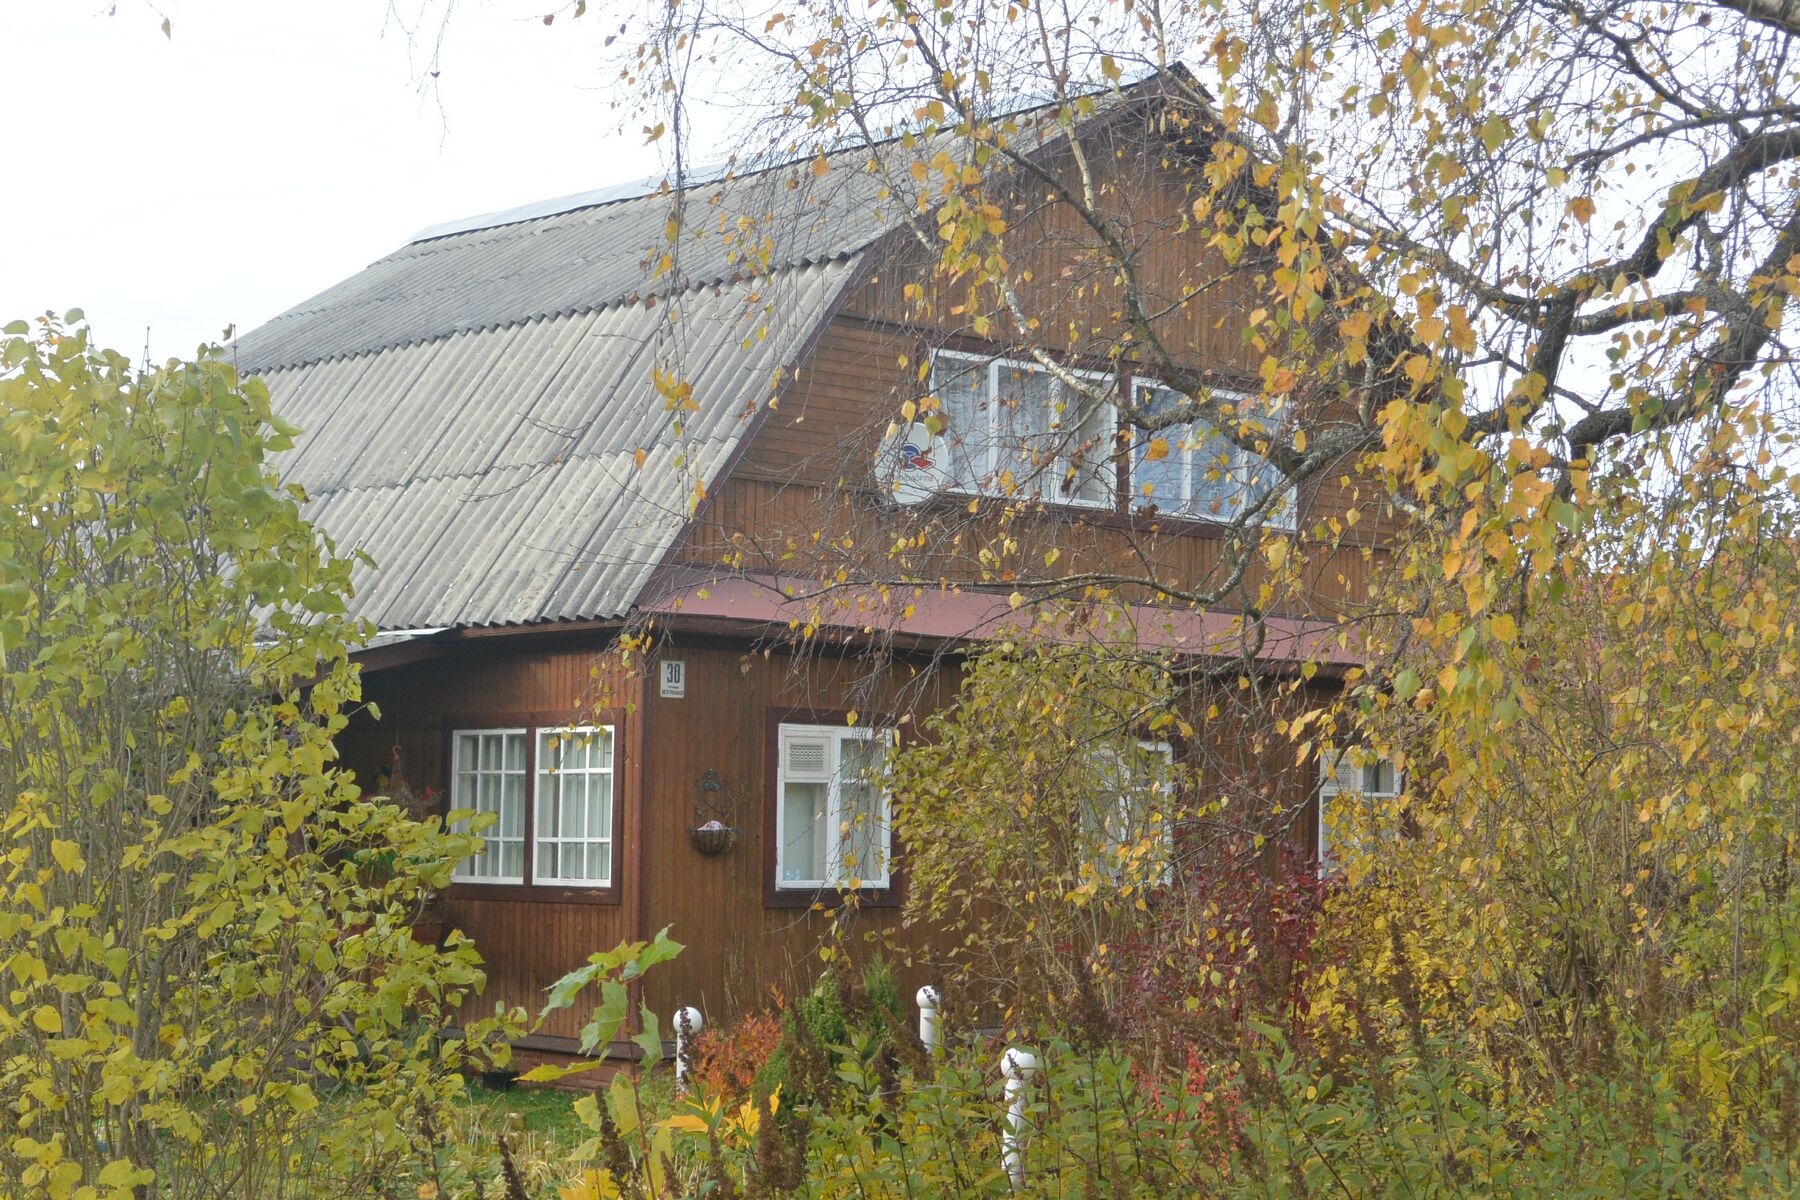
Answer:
xmin=258 ymin=258 xmax=860 ymax=630
xmin=235 ymin=86 xmax=1149 ymax=633
xmin=232 ymin=151 xmax=913 ymax=373
xmin=232 ymin=141 xmax=936 ymax=631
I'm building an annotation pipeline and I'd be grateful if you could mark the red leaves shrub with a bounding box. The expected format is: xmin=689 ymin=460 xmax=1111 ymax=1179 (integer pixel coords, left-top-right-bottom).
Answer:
xmin=1133 ymin=1041 xmax=1244 ymax=1170
xmin=1108 ymin=865 xmax=1332 ymax=1052
xmin=690 ymin=1009 xmax=783 ymax=1102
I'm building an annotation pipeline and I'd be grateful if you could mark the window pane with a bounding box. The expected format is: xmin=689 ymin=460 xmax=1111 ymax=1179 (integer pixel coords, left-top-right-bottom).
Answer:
xmin=1133 ymin=436 xmax=1186 ymax=509
xmin=933 ymin=355 xmax=992 ymax=491
xmin=561 ymin=776 xmax=584 ymax=840
xmin=588 ymin=774 xmax=611 ymax=837
xmin=1082 ymin=742 xmax=1176 ymax=878
xmin=781 ymin=781 xmax=828 ymax=883
xmin=1063 ymin=381 xmax=1114 ymax=503
xmin=1363 ymin=760 xmax=1397 ymax=794
xmin=1191 ymin=429 xmax=1240 ymax=518
xmin=505 ymin=732 xmax=526 ymax=771
xmin=838 ymin=777 xmax=884 ymax=882
xmin=838 ymin=737 xmax=887 ymax=883
xmin=479 ymin=772 xmax=498 ymax=816
xmin=995 ymin=362 xmax=1056 ymax=488
xmin=503 ymin=775 xmax=524 ymax=836
xmin=455 ymin=735 xmax=476 ymax=772
xmin=591 ymin=840 xmax=612 ymax=884
xmin=538 ymin=842 xmax=558 ymax=880
xmin=563 ymin=844 xmax=585 ymax=880
xmin=1241 ymin=450 xmax=1293 ymax=526
xmin=537 ymin=774 xmax=558 ymax=838
xmin=594 ymin=730 xmax=613 ymax=769
xmin=500 ymin=841 xmax=523 ymax=880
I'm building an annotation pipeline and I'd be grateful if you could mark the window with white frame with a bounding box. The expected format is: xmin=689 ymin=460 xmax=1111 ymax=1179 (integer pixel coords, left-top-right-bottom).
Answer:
xmin=450 ymin=730 xmax=528 ymax=883
xmin=448 ymin=724 xmax=616 ymax=888
xmin=535 ymin=726 xmax=615 ymax=887
xmin=1084 ymin=739 xmax=1177 ymax=881
xmin=1130 ymin=383 xmax=1297 ymax=528
xmin=776 ymin=724 xmax=895 ymax=890
xmin=931 ymin=350 xmax=1116 ymax=506
xmin=1317 ymin=747 xmax=1402 ymax=872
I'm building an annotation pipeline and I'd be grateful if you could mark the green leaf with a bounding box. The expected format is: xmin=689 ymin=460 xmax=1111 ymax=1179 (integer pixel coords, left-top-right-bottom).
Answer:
xmin=50 ymin=840 xmax=83 ymax=873
xmin=1393 ymin=668 xmax=1421 ymax=701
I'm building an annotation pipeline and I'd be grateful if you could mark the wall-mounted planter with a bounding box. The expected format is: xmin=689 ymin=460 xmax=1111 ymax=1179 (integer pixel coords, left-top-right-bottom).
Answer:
xmin=688 ymin=770 xmax=741 ymax=856
xmin=688 ymin=822 xmax=739 ymax=856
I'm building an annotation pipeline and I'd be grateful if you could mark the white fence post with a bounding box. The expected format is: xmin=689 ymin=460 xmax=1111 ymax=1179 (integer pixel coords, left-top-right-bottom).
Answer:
xmin=674 ymin=1006 xmax=703 ymax=1092
xmin=916 ymin=985 xmax=940 ymax=1054
xmin=1000 ymin=1046 xmax=1038 ymax=1190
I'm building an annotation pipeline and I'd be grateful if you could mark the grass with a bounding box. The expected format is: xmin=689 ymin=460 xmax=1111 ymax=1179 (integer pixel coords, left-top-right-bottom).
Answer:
xmin=459 ymin=1078 xmax=592 ymax=1147
xmin=408 ymin=1068 xmax=684 ymax=1199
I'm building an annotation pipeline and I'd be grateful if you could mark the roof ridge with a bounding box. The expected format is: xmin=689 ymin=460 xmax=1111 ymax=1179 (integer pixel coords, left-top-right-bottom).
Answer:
xmin=400 ymin=69 xmax=1181 ymax=246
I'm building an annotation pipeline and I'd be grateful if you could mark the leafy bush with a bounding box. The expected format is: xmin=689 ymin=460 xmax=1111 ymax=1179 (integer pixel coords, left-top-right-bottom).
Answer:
xmin=752 ymin=958 xmax=911 ymax=1105
xmin=636 ymin=1028 xmax=1794 ymax=1198
xmin=0 ymin=319 xmax=514 ymax=1199
xmin=692 ymin=1008 xmax=785 ymax=1103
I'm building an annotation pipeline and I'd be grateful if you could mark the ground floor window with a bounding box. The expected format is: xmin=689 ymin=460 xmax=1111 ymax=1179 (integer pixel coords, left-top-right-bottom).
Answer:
xmin=1085 ymin=739 xmax=1177 ymax=882
xmin=776 ymin=723 xmax=895 ymax=890
xmin=450 ymin=724 xmax=615 ymax=888
xmin=1318 ymin=747 xmax=1402 ymax=872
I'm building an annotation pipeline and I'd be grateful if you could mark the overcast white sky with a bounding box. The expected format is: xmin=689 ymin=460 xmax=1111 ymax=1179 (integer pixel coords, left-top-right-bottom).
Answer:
xmin=1 ymin=2 xmax=687 ymax=362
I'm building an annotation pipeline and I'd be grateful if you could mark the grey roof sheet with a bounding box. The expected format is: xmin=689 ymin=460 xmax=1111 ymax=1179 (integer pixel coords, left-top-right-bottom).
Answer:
xmin=235 ymin=88 xmax=1148 ymax=633
xmin=260 ymin=259 xmax=856 ymax=629
xmin=231 ymin=153 xmax=912 ymax=373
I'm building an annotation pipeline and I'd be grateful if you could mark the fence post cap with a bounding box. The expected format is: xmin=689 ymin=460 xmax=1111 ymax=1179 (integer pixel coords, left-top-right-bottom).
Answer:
xmin=916 ymin=985 xmax=940 ymax=1007
xmin=1000 ymin=1046 xmax=1038 ymax=1081
xmin=675 ymin=1006 xmax=704 ymax=1033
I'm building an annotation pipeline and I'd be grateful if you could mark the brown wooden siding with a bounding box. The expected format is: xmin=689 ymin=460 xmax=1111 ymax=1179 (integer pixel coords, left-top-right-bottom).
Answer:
xmin=329 ymin=119 xmax=1384 ymax=1043
xmin=707 ymin=124 xmax=1401 ymax=620
xmin=339 ymin=631 xmax=1338 ymax=1038
xmin=338 ymin=636 xmax=964 ymax=1038
xmin=632 ymin=643 xmax=956 ymax=1020
xmin=338 ymin=636 xmax=638 ymax=1041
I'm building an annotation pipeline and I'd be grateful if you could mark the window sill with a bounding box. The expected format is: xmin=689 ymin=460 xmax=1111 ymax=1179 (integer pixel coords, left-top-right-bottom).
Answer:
xmin=447 ymin=881 xmax=622 ymax=905
xmin=1128 ymin=499 xmax=1297 ymax=532
xmin=944 ymin=483 xmax=1115 ymax=511
xmin=763 ymin=884 xmax=900 ymax=910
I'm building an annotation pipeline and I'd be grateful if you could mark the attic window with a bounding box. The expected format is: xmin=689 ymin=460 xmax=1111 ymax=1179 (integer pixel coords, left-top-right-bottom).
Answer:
xmin=1129 ymin=383 xmax=1297 ymax=529
xmin=931 ymin=350 xmax=1116 ymax=506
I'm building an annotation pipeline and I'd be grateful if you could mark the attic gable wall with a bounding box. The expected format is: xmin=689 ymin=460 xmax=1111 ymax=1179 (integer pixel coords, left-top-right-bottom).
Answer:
xmin=689 ymin=125 xmax=1395 ymax=623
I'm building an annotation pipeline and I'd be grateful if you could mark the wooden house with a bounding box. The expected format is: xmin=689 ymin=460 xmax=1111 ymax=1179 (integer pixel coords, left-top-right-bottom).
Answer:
xmin=233 ymin=73 xmax=1391 ymax=1054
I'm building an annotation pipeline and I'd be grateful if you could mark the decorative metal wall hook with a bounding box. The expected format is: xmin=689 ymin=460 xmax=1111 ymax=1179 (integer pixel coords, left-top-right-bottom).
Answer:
xmin=688 ymin=769 xmax=740 ymax=855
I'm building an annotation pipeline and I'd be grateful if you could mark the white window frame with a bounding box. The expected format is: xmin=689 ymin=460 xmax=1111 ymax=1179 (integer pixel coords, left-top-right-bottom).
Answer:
xmin=533 ymin=725 xmax=616 ymax=889
xmin=1128 ymin=381 xmax=1298 ymax=530
xmin=448 ymin=723 xmax=618 ymax=888
xmin=449 ymin=728 xmax=529 ymax=885
xmin=775 ymin=723 xmax=897 ymax=891
xmin=930 ymin=348 xmax=1117 ymax=508
xmin=1087 ymin=739 xmax=1177 ymax=883
xmin=1317 ymin=747 xmax=1403 ymax=874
